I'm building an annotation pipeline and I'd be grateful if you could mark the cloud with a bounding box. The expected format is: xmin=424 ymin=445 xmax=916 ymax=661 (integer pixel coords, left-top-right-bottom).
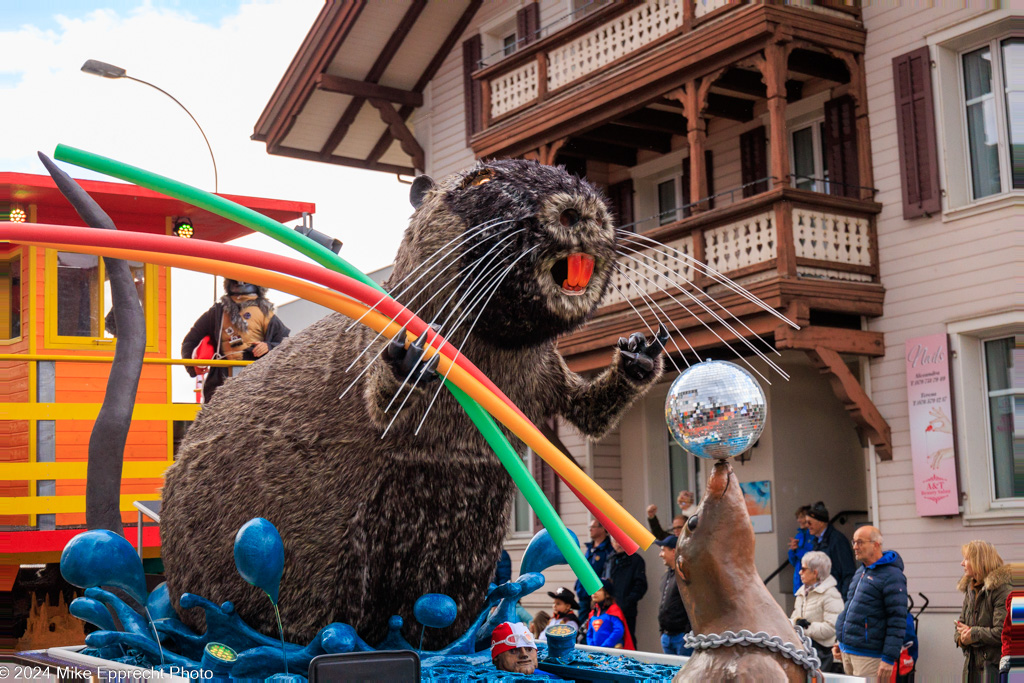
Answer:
xmin=0 ymin=1 xmax=414 ymax=401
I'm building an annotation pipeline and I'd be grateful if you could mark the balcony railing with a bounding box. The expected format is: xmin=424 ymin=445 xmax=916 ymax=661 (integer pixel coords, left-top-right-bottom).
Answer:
xmin=476 ymin=0 xmax=861 ymax=126
xmin=601 ymin=186 xmax=879 ymax=311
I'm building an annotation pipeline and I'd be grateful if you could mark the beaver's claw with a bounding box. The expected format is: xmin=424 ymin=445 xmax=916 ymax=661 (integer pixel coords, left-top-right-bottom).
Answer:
xmin=617 ymin=323 xmax=668 ymax=382
xmin=383 ymin=327 xmax=441 ymax=385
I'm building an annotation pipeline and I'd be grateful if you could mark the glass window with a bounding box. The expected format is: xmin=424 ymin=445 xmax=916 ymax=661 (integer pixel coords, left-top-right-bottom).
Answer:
xmin=963 ymin=47 xmax=1002 ymax=199
xmin=961 ymin=37 xmax=1023 ymax=200
xmin=985 ymin=336 xmax=1023 ymax=499
xmin=1002 ymin=39 xmax=1023 ymax=189
xmin=0 ymin=255 xmax=21 ymax=340
xmin=658 ymin=179 xmax=677 ymax=225
xmin=790 ymin=122 xmax=828 ymax=193
xmin=57 ymin=252 xmax=100 ymax=337
xmin=502 ymin=33 xmax=517 ymax=57
xmin=55 ymin=251 xmax=147 ymax=339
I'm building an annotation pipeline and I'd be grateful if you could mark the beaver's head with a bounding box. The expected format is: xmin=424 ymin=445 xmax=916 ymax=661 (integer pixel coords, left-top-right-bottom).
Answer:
xmin=400 ymin=159 xmax=616 ymax=349
xmin=674 ymin=460 xmax=756 ymax=624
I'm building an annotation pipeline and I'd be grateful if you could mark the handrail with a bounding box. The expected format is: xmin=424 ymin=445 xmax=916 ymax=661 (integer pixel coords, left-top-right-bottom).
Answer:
xmin=0 ymin=353 xmax=251 ymax=367
xmin=761 ymin=509 xmax=868 ymax=586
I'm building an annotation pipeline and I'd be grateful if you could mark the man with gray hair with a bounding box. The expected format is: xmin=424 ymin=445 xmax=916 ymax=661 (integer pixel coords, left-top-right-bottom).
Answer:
xmin=832 ymin=525 xmax=907 ymax=679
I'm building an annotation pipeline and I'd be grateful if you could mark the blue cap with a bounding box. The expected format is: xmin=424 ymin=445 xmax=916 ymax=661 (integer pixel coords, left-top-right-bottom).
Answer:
xmin=654 ymin=534 xmax=678 ymax=549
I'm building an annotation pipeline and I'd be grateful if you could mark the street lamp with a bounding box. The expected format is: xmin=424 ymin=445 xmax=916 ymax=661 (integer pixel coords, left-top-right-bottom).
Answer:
xmin=81 ymin=59 xmax=219 ymax=193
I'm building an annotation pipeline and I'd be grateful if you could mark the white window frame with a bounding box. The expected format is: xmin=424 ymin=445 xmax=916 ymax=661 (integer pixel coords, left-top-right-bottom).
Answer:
xmin=928 ymin=12 xmax=1024 ymax=219
xmin=948 ymin=310 xmax=1024 ymax=525
xmin=788 ymin=118 xmax=827 ymax=194
xmin=478 ymin=6 xmax=523 ymax=67
xmin=959 ymin=38 xmax=1017 ymax=201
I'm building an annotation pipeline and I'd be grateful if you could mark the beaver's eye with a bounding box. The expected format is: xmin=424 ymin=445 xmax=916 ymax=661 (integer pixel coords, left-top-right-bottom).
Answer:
xmin=468 ymin=169 xmax=494 ymax=187
xmin=686 ymin=514 xmax=698 ymax=532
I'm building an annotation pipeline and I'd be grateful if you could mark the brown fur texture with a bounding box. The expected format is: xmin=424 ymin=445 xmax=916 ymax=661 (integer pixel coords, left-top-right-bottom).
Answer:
xmin=160 ymin=160 xmax=663 ymax=648
xmin=673 ymin=461 xmax=808 ymax=682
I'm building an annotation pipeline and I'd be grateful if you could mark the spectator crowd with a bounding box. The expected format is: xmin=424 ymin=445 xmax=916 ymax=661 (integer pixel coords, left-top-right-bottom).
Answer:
xmin=490 ymin=489 xmax=1017 ymax=680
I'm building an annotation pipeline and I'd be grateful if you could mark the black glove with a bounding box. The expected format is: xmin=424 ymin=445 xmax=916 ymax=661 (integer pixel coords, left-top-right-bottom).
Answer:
xmin=795 ymin=618 xmax=811 ymax=629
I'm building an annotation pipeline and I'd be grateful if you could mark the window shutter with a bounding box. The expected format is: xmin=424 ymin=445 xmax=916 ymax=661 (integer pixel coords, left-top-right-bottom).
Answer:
xmin=608 ymin=179 xmax=634 ymax=230
xmin=740 ymin=126 xmax=768 ymax=197
xmin=824 ymin=95 xmax=859 ymax=199
xmin=893 ymin=47 xmax=941 ymax=218
xmin=517 ymin=2 xmax=540 ymax=47
xmin=532 ymin=451 xmax=559 ymax=530
xmin=462 ymin=35 xmax=483 ymax=143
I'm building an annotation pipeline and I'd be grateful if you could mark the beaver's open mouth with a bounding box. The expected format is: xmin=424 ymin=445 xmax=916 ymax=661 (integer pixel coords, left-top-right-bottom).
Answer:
xmin=550 ymin=253 xmax=595 ymax=296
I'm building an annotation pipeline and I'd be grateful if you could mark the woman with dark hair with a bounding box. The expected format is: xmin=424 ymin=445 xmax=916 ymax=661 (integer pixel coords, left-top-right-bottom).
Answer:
xmin=955 ymin=540 xmax=1012 ymax=681
xmin=585 ymin=580 xmax=634 ymax=650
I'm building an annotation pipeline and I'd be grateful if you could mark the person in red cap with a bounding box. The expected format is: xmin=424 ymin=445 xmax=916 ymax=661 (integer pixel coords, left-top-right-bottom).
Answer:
xmin=491 ymin=621 xmax=540 ymax=674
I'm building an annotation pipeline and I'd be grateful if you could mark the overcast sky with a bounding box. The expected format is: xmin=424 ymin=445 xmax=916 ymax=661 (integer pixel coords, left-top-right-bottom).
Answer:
xmin=1 ymin=1 xmax=414 ymax=401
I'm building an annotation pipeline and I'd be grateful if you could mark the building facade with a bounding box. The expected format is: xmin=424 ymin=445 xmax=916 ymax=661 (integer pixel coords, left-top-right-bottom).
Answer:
xmin=255 ymin=2 xmax=1021 ymax=675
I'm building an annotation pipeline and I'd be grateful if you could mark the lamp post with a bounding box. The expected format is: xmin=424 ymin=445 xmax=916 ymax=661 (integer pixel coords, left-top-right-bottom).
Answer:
xmin=81 ymin=59 xmax=219 ymax=193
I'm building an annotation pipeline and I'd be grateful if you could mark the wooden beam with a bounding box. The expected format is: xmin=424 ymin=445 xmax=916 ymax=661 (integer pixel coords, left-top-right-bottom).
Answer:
xmin=616 ymin=108 xmax=687 ymax=135
xmin=775 ymin=325 xmax=885 ymax=357
xmin=367 ymin=0 xmax=483 ymax=164
xmin=318 ymin=0 xmax=427 ymax=158
xmin=716 ymin=67 xmax=768 ymax=97
xmin=577 ymin=124 xmax=672 ymax=153
xmin=271 ymin=144 xmax=415 ymax=175
xmin=317 ymin=74 xmax=423 ymax=106
xmin=368 ymin=98 xmax=425 ymax=171
xmin=805 ymin=346 xmax=892 ymax=460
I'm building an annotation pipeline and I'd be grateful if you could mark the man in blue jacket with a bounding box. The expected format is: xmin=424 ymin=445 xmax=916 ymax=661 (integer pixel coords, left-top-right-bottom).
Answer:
xmin=832 ymin=525 xmax=907 ymax=679
xmin=575 ymin=519 xmax=613 ymax=623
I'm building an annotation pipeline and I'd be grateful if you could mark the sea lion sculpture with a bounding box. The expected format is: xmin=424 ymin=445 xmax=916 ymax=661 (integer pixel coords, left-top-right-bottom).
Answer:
xmin=161 ymin=159 xmax=667 ymax=648
xmin=674 ymin=460 xmax=813 ymax=682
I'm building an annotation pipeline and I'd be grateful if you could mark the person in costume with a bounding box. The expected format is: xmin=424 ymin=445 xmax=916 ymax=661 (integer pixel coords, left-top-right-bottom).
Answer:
xmin=181 ymin=279 xmax=290 ymax=402
xmin=585 ymin=580 xmax=634 ymax=650
xmin=491 ymin=621 xmax=543 ymax=675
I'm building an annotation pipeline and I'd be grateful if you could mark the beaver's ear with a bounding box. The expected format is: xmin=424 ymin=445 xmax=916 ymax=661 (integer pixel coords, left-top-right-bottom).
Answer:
xmin=410 ymin=175 xmax=436 ymax=209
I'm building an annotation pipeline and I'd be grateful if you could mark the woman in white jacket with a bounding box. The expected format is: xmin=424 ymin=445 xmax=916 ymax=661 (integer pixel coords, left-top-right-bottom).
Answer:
xmin=791 ymin=550 xmax=845 ymax=668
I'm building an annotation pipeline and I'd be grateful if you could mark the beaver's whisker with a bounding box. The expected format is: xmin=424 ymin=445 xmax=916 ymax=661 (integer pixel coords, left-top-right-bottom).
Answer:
xmin=612 ymin=266 xmax=692 ymax=369
xmin=615 ymin=256 xmax=779 ymax=383
xmin=340 ymin=235 xmax=521 ymax=402
xmin=608 ymin=277 xmax=684 ymax=374
xmin=342 ymin=228 xmax=524 ymax=377
xmin=617 ymin=243 xmax=783 ymax=372
xmin=411 ymin=245 xmax=542 ymax=436
xmin=616 ymin=229 xmax=798 ymax=333
xmin=345 ymin=218 xmax=513 ymax=333
xmin=382 ymin=239 xmax=521 ymax=414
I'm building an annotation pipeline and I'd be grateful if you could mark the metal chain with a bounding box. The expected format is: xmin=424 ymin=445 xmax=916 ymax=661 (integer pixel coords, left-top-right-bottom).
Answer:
xmin=683 ymin=624 xmax=822 ymax=673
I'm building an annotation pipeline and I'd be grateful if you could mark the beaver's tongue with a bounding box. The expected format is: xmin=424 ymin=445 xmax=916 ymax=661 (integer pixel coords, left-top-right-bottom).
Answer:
xmin=557 ymin=253 xmax=594 ymax=295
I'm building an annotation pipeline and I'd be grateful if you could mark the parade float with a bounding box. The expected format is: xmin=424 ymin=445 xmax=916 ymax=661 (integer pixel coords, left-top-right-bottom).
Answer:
xmin=2 ymin=146 xmax=830 ymax=681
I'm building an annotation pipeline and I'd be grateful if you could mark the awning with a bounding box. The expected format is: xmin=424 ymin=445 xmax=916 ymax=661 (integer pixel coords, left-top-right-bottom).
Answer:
xmin=252 ymin=0 xmax=481 ymax=176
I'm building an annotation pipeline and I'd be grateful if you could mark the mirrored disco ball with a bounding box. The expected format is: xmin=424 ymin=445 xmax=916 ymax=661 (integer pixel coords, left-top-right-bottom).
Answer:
xmin=665 ymin=360 xmax=766 ymax=459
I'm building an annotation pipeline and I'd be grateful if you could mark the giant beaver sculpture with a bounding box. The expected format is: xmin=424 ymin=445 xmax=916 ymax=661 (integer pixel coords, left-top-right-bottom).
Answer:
xmin=161 ymin=160 xmax=668 ymax=648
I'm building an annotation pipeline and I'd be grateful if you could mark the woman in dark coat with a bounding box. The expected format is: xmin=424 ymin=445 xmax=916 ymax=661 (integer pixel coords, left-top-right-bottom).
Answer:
xmin=955 ymin=540 xmax=1012 ymax=681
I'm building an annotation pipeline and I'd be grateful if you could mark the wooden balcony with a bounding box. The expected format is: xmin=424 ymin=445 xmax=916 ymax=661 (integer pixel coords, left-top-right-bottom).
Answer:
xmin=559 ymin=186 xmax=883 ymax=372
xmin=471 ymin=0 xmax=864 ymax=160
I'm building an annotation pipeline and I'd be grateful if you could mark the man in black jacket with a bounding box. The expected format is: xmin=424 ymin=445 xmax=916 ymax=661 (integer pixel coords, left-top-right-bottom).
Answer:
xmin=654 ymin=534 xmax=691 ymax=655
xmin=575 ymin=519 xmax=613 ymax=624
xmin=805 ymin=501 xmax=856 ymax=598
xmin=602 ymin=535 xmax=648 ymax=646
xmin=181 ymin=279 xmax=290 ymax=403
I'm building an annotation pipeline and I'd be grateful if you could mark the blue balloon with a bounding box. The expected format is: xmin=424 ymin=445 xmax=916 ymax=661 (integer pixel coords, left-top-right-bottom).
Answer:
xmin=234 ymin=518 xmax=284 ymax=604
xmin=413 ymin=593 xmax=457 ymax=630
xmin=60 ymin=530 xmax=148 ymax=606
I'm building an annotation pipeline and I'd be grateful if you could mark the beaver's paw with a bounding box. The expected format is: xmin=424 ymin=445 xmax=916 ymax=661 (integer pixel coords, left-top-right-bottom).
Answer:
xmin=383 ymin=327 xmax=441 ymax=385
xmin=616 ymin=323 xmax=668 ymax=383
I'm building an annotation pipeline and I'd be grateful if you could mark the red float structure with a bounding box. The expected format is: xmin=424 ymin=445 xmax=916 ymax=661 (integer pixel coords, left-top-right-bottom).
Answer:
xmin=0 ymin=171 xmax=313 ymax=590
